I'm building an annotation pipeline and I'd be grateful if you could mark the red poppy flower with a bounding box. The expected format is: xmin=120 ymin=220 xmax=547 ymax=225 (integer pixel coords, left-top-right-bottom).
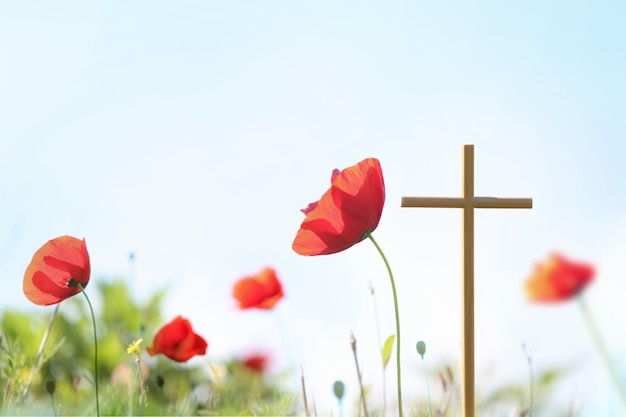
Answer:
xmin=525 ymin=253 xmax=595 ymax=302
xmin=292 ymin=158 xmax=385 ymax=256
xmin=233 ymin=267 xmax=284 ymax=310
xmin=146 ymin=316 xmax=208 ymax=362
xmin=242 ymin=353 xmax=269 ymax=374
xmin=23 ymin=235 xmax=91 ymax=306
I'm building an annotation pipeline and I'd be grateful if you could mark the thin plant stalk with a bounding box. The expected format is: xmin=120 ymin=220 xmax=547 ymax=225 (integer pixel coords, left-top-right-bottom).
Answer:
xmin=47 ymin=381 xmax=58 ymax=417
xmin=274 ymin=310 xmax=295 ymax=369
xmin=419 ymin=358 xmax=433 ymax=417
xmin=369 ymin=282 xmax=386 ymax=416
xmin=367 ymin=233 xmax=403 ymax=416
xmin=338 ymin=397 xmax=344 ymax=417
xmin=22 ymin=303 xmax=60 ymax=399
xmin=4 ymin=377 xmax=12 ymax=408
xmin=301 ymin=367 xmax=310 ymax=417
xmin=49 ymin=392 xmax=58 ymax=417
xmin=127 ymin=338 xmax=148 ymax=414
xmin=416 ymin=341 xmax=433 ymax=417
xmin=312 ymin=395 xmax=318 ymax=417
xmin=174 ymin=362 xmax=192 ymax=415
xmin=578 ymin=295 xmax=626 ymax=409
xmin=130 ymin=353 xmax=148 ymax=414
xmin=135 ymin=358 xmax=148 ymax=408
xmin=78 ymin=285 xmax=100 ymax=417
xmin=522 ymin=343 xmax=533 ymax=417
xmin=350 ymin=332 xmax=370 ymax=417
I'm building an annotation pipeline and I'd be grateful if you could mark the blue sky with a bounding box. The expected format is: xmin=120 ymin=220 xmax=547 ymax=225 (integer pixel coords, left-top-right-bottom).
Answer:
xmin=1 ymin=2 xmax=625 ymax=415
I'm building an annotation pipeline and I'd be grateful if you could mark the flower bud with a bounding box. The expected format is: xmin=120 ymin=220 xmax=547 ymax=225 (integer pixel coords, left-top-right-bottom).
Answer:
xmin=416 ymin=341 xmax=426 ymax=359
xmin=333 ymin=380 xmax=345 ymax=400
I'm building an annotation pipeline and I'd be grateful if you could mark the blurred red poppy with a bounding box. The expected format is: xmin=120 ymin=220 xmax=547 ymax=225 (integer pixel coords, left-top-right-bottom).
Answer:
xmin=146 ymin=316 xmax=207 ymax=362
xmin=526 ymin=253 xmax=595 ymax=302
xmin=23 ymin=235 xmax=91 ymax=306
xmin=242 ymin=353 xmax=269 ymax=374
xmin=233 ymin=267 xmax=283 ymax=310
xmin=292 ymin=158 xmax=385 ymax=256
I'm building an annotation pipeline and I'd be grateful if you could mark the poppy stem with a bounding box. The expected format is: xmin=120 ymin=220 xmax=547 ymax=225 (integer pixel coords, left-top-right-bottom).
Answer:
xmin=367 ymin=233 xmax=403 ymax=417
xmin=578 ymin=295 xmax=626 ymax=409
xmin=78 ymin=285 xmax=100 ymax=417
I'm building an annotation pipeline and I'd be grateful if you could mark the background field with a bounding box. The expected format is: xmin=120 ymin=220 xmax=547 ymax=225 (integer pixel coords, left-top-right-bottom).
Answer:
xmin=1 ymin=2 xmax=625 ymax=415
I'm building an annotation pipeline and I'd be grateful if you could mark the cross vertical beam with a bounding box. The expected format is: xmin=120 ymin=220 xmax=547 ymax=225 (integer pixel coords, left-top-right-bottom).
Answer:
xmin=462 ymin=145 xmax=475 ymax=416
xmin=401 ymin=144 xmax=532 ymax=417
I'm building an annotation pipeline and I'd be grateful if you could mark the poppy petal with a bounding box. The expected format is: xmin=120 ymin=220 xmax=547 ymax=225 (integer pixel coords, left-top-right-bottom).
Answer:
xmin=25 ymin=271 xmax=76 ymax=305
xmin=23 ymin=236 xmax=90 ymax=306
xmin=242 ymin=353 xmax=270 ymax=374
xmin=147 ymin=316 xmax=207 ymax=362
xmin=331 ymin=158 xmax=385 ymax=231
xmin=293 ymin=158 xmax=385 ymax=256
xmin=233 ymin=267 xmax=284 ymax=310
xmin=526 ymin=253 xmax=594 ymax=302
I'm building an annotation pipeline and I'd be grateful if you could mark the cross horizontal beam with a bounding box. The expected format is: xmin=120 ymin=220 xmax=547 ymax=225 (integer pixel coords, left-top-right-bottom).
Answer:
xmin=401 ymin=196 xmax=532 ymax=209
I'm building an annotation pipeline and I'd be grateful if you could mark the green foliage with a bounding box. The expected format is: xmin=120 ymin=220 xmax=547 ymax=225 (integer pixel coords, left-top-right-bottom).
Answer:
xmin=198 ymin=358 xmax=296 ymax=416
xmin=381 ymin=335 xmax=395 ymax=370
xmin=406 ymin=363 xmax=572 ymax=417
xmin=98 ymin=280 xmax=166 ymax=342
xmin=0 ymin=336 xmax=30 ymax=410
xmin=250 ymin=394 xmax=297 ymax=417
xmin=0 ymin=278 xmax=296 ymax=416
xmin=0 ymin=278 xmax=571 ymax=416
xmin=1 ymin=312 xmax=44 ymax=358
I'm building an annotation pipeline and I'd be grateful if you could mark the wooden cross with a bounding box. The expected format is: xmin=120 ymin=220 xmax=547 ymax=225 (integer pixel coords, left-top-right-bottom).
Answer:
xmin=401 ymin=144 xmax=532 ymax=417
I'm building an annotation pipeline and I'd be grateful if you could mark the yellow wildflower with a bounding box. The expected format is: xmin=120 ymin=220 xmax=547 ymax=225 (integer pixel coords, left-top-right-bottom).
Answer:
xmin=127 ymin=338 xmax=143 ymax=355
